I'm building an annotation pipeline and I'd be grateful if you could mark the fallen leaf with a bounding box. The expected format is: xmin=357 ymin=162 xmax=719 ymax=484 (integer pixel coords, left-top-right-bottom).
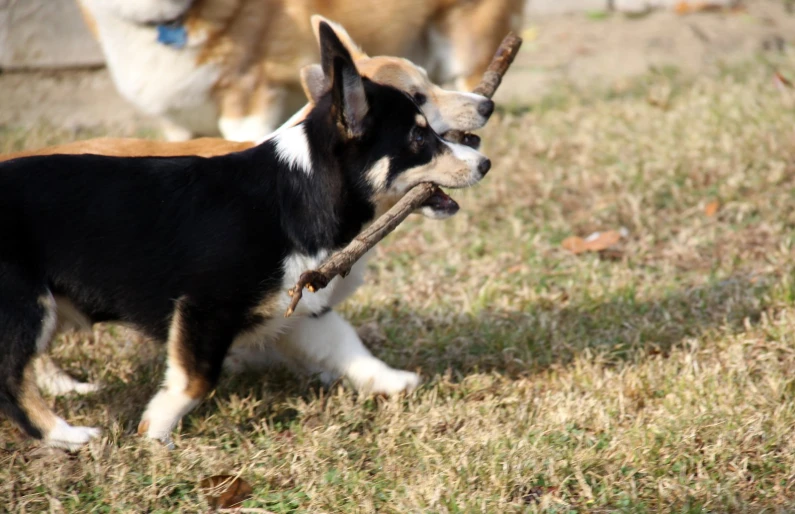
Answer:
xmin=774 ymin=71 xmax=793 ymax=90
xmin=561 ymin=236 xmax=587 ymax=254
xmin=200 ymin=475 xmax=253 ymax=510
xmin=674 ymin=1 xmax=733 ymax=14
xmin=704 ymin=200 xmax=720 ymax=217
xmin=562 ymin=230 xmax=622 ymax=254
xmin=506 ymin=263 xmax=527 ymax=274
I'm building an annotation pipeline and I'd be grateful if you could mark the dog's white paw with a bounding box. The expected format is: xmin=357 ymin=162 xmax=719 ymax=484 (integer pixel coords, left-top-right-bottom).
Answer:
xmin=35 ymin=357 xmax=100 ymax=396
xmin=350 ymin=364 xmax=420 ymax=396
xmin=43 ymin=378 xmax=100 ymax=396
xmin=72 ymin=382 xmax=101 ymax=394
xmin=46 ymin=419 xmax=101 ymax=451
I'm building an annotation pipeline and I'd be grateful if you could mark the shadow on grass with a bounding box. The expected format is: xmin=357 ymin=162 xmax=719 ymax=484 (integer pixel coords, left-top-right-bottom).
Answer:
xmin=372 ymin=273 xmax=773 ymax=381
xmin=66 ymin=273 xmax=774 ymax=437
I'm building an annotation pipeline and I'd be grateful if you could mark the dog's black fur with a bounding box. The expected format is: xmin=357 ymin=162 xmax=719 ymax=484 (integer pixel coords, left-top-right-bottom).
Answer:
xmin=0 ymin=22 xmax=475 ymax=443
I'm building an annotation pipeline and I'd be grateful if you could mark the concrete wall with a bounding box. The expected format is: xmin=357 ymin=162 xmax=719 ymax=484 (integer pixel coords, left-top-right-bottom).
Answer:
xmin=0 ymin=0 xmax=103 ymax=69
xmin=526 ymin=0 xmax=736 ymax=14
xmin=1 ymin=0 xmax=738 ymax=69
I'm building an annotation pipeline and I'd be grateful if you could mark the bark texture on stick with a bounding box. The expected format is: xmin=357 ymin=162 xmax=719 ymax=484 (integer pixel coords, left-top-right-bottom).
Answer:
xmin=285 ymin=33 xmax=523 ymax=317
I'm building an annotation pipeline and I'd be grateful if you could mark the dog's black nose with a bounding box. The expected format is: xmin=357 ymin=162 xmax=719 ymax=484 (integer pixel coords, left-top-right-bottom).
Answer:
xmin=478 ymin=99 xmax=495 ymax=119
xmin=478 ymin=158 xmax=491 ymax=176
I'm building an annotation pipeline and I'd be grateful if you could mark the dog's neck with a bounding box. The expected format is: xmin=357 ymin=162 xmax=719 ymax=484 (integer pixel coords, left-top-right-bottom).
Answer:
xmin=251 ymin=121 xmax=376 ymax=256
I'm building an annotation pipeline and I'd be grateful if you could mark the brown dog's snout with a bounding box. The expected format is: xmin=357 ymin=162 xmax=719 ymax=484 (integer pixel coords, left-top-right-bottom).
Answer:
xmin=478 ymin=158 xmax=491 ymax=176
xmin=478 ymin=99 xmax=495 ymax=119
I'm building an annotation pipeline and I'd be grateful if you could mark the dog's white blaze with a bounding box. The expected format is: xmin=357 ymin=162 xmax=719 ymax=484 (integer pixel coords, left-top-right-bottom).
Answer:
xmin=422 ymin=106 xmax=449 ymax=134
xmin=46 ymin=418 xmax=100 ymax=450
xmin=460 ymin=91 xmax=487 ymax=102
xmin=365 ymin=157 xmax=391 ymax=190
xmin=273 ymin=124 xmax=314 ymax=176
xmin=35 ymin=293 xmax=57 ymax=353
xmin=279 ymin=310 xmax=420 ymax=395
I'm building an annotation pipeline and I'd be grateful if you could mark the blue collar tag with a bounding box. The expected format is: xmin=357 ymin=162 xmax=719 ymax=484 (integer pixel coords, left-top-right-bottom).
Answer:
xmin=157 ymin=23 xmax=188 ymax=49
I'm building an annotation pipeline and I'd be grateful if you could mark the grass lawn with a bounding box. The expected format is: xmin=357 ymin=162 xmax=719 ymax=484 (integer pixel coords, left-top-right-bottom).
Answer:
xmin=2 ymin=55 xmax=795 ymax=513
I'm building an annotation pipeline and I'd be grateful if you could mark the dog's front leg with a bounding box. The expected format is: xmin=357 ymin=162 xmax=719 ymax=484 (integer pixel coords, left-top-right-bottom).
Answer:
xmin=159 ymin=117 xmax=195 ymax=142
xmin=276 ymin=310 xmax=420 ymax=396
xmin=217 ymin=80 xmax=289 ymax=143
xmin=138 ymin=299 xmax=233 ymax=447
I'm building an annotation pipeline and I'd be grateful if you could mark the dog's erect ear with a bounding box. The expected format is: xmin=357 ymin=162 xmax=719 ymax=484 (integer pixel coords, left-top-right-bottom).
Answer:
xmin=319 ymin=21 xmax=368 ymax=138
xmin=300 ymin=64 xmax=326 ymax=105
xmin=311 ymin=14 xmax=368 ymax=60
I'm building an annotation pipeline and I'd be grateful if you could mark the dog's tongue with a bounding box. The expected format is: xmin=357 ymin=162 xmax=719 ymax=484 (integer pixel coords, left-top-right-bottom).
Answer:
xmin=422 ymin=187 xmax=459 ymax=216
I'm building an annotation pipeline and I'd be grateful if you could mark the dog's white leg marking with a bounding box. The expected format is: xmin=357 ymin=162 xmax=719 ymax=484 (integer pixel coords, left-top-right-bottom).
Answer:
xmin=219 ymin=115 xmax=274 ymax=143
xmin=160 ymin=117 xmax=194 ymax=142
xmin=46 ymin=418 xmax=101 ymax=451
xmin=33 ymin=296 xmax=98 ymax=395
xmin=271 ymin=123 xmax=313 ymax=176
xmin=138 ymin=364 xmax=199 ymax=446
xmin=219 ymin=87 xmax=288 ymax=142
xmin=35 ymin=293 xmax=57 ymax=353
xmin=34 ymin=355 xmax=99 ymax=396
xmin=277 ymin=311 xmax=420 ymax=395
xmin=22 ymin=299 xmax=100 ymax=449
xmin=138 ymin=303 xmax=201 ymax=447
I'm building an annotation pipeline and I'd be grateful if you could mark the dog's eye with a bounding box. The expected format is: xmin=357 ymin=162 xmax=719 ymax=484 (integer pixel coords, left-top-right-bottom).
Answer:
xmin=413 ymin=130 xmax=425 ymax=146
xmin=413 ymin=92 xmax=427 ymax=106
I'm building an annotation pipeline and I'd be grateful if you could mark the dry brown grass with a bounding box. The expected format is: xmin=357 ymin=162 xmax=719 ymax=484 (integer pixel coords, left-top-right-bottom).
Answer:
xmin=2 ymin=54 xmax=795 ymax=513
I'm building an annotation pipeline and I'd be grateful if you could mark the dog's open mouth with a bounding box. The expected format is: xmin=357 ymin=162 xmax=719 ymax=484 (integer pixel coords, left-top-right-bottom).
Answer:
xmin=422 ymin=186 xmax=459 ymax=216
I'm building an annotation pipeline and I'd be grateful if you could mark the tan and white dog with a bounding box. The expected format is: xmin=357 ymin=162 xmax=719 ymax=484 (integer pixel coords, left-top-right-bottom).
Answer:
xmin=77 ymin=0 xmax=522 ymax=141
xmin=8 ymin=18 xmax=495 ymax=401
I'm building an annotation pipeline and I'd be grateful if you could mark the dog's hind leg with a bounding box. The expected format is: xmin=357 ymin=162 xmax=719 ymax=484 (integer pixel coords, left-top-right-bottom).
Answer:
xmin=138 ymin=298 xmax=234 ymax=446
xmin=275 ymin=311 xmax=420 ymax=396
xmin=0 ymin=275 xmax=100 ymax=449
xmin=34 ymin=354 xmax=99 ymax=396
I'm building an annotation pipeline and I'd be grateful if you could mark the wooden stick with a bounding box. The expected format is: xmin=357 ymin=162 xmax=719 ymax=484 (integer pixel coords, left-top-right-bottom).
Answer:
xmin=285 ymin=32 xmax=523 ymax=317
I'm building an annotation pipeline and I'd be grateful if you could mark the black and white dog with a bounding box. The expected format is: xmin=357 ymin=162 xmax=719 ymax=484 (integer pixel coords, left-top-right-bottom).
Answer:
xmin=0 ymin=22 xmax=490 ymax=449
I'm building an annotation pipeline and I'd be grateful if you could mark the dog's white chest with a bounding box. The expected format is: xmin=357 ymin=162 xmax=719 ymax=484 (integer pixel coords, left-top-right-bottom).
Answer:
xmin=232 ymin=251 xmax=353 ymax=348
xmin=278 ymin=252 xmax=339 ymax=316
xmin=82 ymin=0 xmax=220 ymax=127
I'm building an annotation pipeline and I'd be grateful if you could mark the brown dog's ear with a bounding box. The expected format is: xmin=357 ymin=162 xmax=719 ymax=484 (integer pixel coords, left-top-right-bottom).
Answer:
xmin=300 ymin=64 xmax=326 ymax=105
xmin=310 ymin=14 xmax=368 ymax=61
xmin=319 ymin=21 xmax=368 ymax=138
